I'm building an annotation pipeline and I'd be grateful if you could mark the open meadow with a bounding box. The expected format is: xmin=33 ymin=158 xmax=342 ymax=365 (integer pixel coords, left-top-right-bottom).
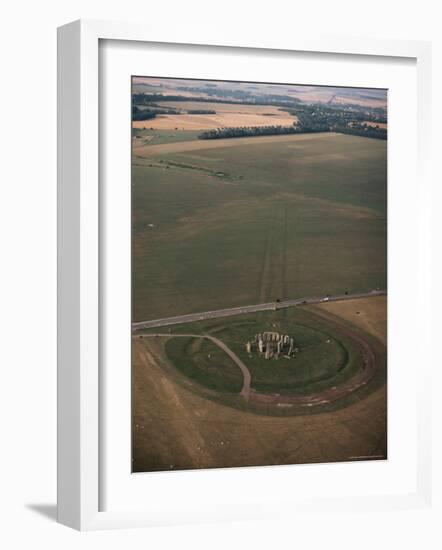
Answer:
xmin=132 ymin=132 xmax=387 ymax=322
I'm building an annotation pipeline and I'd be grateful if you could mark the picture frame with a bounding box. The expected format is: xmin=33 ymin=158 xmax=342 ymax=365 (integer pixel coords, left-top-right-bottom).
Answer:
xmin=57 ymin=19 xmax=433 ymax=530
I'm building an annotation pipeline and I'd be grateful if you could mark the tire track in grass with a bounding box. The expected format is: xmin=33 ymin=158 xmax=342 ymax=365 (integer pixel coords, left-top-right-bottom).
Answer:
xmin=281 ymin=204 xmax=289 ymax=301
xmin=258 ymin=206 xmax=277 ymax=303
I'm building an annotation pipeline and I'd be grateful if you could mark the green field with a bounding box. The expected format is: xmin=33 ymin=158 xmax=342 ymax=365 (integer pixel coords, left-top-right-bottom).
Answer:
xmin=165 ymin=336 xmax=244 ymax=394
xmin=133 ymin=128 xmax=201 ymax=146
xmin=161 ymin=307 xmax=361 ymax=395
xmin=132 ymin=133 xmax=387 ymax=322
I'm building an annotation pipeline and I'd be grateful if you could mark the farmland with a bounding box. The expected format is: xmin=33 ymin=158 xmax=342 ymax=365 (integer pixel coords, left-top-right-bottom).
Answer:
xmin=132 ymin=101 xmax=297 ymax=130
xmin=132 ymin=132 xmax=387 ymax=322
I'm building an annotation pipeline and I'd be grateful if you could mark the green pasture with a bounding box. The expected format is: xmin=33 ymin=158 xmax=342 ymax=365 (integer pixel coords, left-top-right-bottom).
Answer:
xmin=133 ymin=128 xmax=201 ymax=146
xmin=132 ymin=133 xmax=387 ymax=321
xmin=159 ymin=307 xmax=361 ymax=396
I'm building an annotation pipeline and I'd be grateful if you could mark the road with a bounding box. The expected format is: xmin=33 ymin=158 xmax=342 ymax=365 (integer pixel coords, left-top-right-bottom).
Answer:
xmin=140 ymin=333 xmax=252 ymax=400
xmin=132 ymin=290 xmax=386 ymax=331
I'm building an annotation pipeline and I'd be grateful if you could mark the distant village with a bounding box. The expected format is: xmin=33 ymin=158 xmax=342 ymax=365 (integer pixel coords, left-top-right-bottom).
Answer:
xmin=245 ymin=332 xmax=298 ymax=360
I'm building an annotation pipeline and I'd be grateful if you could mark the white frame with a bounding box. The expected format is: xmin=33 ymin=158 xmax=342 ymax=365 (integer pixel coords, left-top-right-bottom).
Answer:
xmin=57 ymin=19 xmax=432 ymax=531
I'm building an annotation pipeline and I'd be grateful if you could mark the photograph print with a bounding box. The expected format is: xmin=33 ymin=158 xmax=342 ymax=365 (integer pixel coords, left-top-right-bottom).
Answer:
xmin=131 ymin=76 xmax=387 ymax=473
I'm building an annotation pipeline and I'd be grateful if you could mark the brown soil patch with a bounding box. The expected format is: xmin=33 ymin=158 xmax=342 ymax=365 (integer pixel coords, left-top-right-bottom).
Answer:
xmin=314 ymin=296 xmax=387 ymax=345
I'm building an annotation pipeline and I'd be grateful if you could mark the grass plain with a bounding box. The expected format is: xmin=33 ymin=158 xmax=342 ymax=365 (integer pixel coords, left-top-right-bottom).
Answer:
xmin=132 ymin=128 xmax=202 ymax=147
xmin=132 ymin=132 xmax=387 ymax=322
xmin=158 ymin=307 xmax=361 ymax=396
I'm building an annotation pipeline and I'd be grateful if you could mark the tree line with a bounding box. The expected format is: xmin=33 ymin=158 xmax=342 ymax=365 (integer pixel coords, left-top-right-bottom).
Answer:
xmin=132 ymin=106 xmax=156 ymax=121
xmin=187 ymin=109 xmax=216 ymax=114
xmin=198 ymin=121 xmax=386 ymax=141
xmin=337 ymin=124 xmax=387 ymax=140
xmin=198 ymin=125 xmax=323 ymax=140
xmin=132 ymin=105 xmax=180 ymax=121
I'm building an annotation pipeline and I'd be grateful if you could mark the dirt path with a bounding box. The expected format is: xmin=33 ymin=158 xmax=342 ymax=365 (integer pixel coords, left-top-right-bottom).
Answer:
xmin=141 ymin=333 xmax=252 ymax=400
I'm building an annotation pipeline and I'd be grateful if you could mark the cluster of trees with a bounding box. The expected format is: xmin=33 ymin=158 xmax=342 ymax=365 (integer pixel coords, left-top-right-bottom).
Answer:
xmin=338 ymin=124 xmax=387 ymax=140
xmin=132 ymin=106 xmax=156 ymax=121
xmin=198 ymin=119 xmax=386 ymax=142
xmin=187 ymin=109 xmax=216 ymax=115
xmin=288 ymin=104 xmax=387 ymax=139
xmin=198 ymin=124 xmax=321 ymax=140
xmin=132 ymin=105 xmax=180 ymax=121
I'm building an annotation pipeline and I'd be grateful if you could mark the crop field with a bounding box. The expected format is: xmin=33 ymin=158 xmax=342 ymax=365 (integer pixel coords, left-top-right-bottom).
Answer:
xmin=132 ymin=132 xmax=387 ymax=322
xmin=133 ymin=101 xmax=297 ymax=130
xmin=132 ymin=298 xmax=387 ymax=472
